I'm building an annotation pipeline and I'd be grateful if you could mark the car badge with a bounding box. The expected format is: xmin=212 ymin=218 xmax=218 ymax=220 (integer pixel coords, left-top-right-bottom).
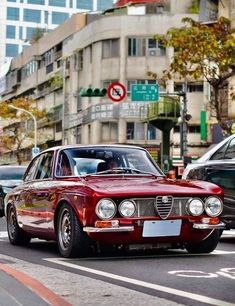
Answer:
xmin=162 ymin=196 xmax=169 ymax=203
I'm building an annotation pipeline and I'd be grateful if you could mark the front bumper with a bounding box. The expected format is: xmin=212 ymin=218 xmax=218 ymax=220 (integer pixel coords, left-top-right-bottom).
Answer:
xmin=84 ymin=221 xmax=226 ymax=233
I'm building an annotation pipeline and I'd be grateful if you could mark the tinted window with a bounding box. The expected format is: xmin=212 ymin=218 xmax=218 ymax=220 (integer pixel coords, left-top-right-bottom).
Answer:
xmin=76 ymin=0 xmax=93 ymax=9
xmin=210 ymin=142 xmax=228 ymax=160
xmin=97 ymin=0 xmax=113 ymax=10
xmin=49 ymin=0 xmax=66 ymax=6
xmin=52 ymin=12 xmax=69 ymax=24
xmin=0 ymin=168 xmax=26 ymax=180
xmin=7 ymin=7 xmax=19 ymax=20
xmin=27 ymin=0 xmax=45 ymax=4
xmin=6 ymin=25 xmax=16 ymax=39
xmin=224 ymin=138 xmax=235 ymax=159
xmin=23 ymin=9 xmax=41 ymax=22
xmin=6 ymin=44 xmax=18 ymax=57
xmin=207 ymin=168 xmax=235 ymax=190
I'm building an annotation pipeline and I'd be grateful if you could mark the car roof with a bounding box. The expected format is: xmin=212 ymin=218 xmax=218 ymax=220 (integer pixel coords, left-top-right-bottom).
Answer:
xmin=38 ymin=144 xmax=147 ymax=153
xmin=197 ymin=134 xmax=235 ymax=162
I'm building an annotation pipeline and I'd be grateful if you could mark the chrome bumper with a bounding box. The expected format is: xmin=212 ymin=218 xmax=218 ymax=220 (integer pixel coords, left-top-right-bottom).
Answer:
xmin=193 ymin=222 xmax=226 ymax=230
xmin=83 ymin=226 xmax=134 ymax=233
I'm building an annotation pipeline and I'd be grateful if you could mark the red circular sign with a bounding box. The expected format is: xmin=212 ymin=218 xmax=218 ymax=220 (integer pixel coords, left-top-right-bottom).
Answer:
xmin=107 ymin=82 xmax=126 ymax=102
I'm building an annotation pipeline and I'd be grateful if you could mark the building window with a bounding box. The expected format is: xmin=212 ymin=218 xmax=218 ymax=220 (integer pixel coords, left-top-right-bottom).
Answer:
xmin=188 ymin=125 xmax=200 ymax=133
xmin=6 ymin=25 xmax=16 ymax=39
xmin=26 ymin=27 xmax=36 ymax=40
xmin=147 ymin=123 xmax=156 ymax=140
xmin=24 ymin=9 xmax=41 ymax=22
xmin=128 ymin=37 xmax=165 ymax=56
xmin=49 ymin=0 xmax=66 ymax=7
xmin=7 ymin=0 xmax=17 ymax=2
xmin=19 ymin=26 xmax=23 ymax=39
xmin=7 ymin=7 xmax=19 ymax=20
xmin=27 ymin=0 xmax=45 ymax=4
xmin=126 ymin=122 xmax=145 ymax=140
xmin=44 ymin=11 xmax=48 ymax=24
xmin=101 ymin=122 xmax=118 ymax=142
xmin=102 ymin=39 xmax=119 ymax=58
xmin=103 ymin=80 xmax=119 ymax=89
xmin=76 ymin=0 xmax=93 ymax=10
xmin=73 ymin=50 xmax=83 ymax=71
xmin=97 ymin=0 xmax=114 ymax=10
xmin=52 ymin=12 xmax=69 ymax=24
xmin=55 ymin=121 xmax=62 ymax=132
xmin=6 ymin=44 xmax=18 ymax=57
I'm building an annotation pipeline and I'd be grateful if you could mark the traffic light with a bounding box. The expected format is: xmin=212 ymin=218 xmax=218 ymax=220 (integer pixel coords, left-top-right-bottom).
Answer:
xmin=80 ymin=88 xmax=107 ymax=97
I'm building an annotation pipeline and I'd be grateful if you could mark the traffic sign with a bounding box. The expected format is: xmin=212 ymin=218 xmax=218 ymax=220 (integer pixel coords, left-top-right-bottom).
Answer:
xmin=131 ymin=84 xmax=159 ymax=102
xmin=32 ymin=146 xmax=40 ymax=157
xmin=107 ymin=82 xmax=126 ymax=102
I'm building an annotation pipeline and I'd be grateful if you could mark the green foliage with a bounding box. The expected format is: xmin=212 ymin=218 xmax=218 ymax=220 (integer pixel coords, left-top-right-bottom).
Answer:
xmin=188 ymin=0 xmax=199 ymax=14
xmin=47 ymin=74 xmax=63 ymax=88
xmin=151 ymin=16 xmax=235 ymax=128
xmin=0 ymin=96 xmax=47 ymax=164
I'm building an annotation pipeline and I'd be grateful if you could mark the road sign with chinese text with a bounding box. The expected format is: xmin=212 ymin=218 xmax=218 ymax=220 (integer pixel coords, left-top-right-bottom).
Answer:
xmin=131 ymin=84 xmax=159 ymax=102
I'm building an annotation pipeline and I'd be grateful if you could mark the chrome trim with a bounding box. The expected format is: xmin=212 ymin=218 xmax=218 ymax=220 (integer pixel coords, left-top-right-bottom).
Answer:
xmin=83 ymin=226 xmax=134 ymax=233
xmin=193 ymin=222 xmax=226 ymax=230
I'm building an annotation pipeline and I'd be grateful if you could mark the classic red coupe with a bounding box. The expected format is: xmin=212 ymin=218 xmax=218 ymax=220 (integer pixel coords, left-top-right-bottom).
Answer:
xmin=5 ymin=145 xmax=225 ymax=257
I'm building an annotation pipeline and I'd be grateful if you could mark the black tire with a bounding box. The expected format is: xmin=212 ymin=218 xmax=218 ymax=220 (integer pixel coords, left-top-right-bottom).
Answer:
xmin=57 ymin=203 xmax=92 ymax=258
xmin=185 ymin=229 xmax=221 ymax=254
xmin=7 ymin=204 xmax=31 ymax=245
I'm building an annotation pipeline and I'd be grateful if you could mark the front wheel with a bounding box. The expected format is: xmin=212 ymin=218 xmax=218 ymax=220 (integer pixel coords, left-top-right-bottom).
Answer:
xmin=185 ymin=230 xmax=221 ymax=254
xmin=7 ymin=204 xmax=31 ymax=245
xmin=57 ymin=203 xmax=92 ymax=258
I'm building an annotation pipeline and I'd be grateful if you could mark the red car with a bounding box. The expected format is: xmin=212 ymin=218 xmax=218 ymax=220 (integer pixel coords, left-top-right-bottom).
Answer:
xmin=5 ymin=145 xmax=225 ymax=258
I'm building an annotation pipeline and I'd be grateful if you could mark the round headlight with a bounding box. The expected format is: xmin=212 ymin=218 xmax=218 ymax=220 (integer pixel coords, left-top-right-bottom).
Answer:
xmin=95 ymin=198 xmax=116 ymax=220
xmin=205 ymin=197 xmax=223 ymax=217
xmin=118 ymin=200 xmax=136 ymax=217
xmin=187 ymin=198 xmax=204 ymax=216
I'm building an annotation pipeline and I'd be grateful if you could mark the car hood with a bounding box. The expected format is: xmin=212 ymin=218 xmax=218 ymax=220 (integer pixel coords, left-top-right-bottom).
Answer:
xmin=0 ymin=180 xmax=22 ymax=188
xmin=83 ymin=176 xmax=222 ymax=197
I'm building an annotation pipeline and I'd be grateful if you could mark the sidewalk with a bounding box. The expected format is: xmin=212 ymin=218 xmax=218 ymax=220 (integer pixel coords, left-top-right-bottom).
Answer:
xmin=0 ymin=263 xmax=72 ymax=306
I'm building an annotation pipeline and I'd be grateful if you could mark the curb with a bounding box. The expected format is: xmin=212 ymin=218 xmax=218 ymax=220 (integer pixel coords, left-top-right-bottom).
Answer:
xmin=0 ymin=264 xmax=72 ymax=306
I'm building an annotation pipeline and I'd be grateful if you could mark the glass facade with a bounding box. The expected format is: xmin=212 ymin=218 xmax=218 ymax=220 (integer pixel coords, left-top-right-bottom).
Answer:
xmin=24 ymin=9 xmax=41 ymax=22
xmin=52 ymin=12 xmax=69 ymax=24
xmin=76 ymin=0 xmax=93 ymax=10
xmin=6 ymin=44 xmax=18 ymax=57
xmin=6 ymin=25 xmax=16 ymax=39
xmin=27 ymin=0 xmax=45 ymax=4
xmin=97 ymin=0 xmax=114 ymax=10
xmin=49 ymin=0 xmax=66 ymax=7
xmin=7 ymin=7 xmax=20 ymax=20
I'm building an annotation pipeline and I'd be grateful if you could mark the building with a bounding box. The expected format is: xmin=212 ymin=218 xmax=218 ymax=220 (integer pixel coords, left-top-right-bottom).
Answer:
xmin=0 ymin=0 xmax=234 ymax=169
xmin=0 ymin=0 xmax=115 ymax=68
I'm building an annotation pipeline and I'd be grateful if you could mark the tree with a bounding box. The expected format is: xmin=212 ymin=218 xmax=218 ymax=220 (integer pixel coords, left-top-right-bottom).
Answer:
xmin=0 ymin=97 xmax=46 ymax=165
xmin=30 ymin=28 xmax=46 ymax=44
xmin=149 ymin=16 xmax=235 ymax=133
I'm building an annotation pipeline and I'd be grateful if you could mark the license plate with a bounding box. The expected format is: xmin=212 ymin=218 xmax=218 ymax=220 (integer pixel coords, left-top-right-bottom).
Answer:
xmin=142 ymin=220 xmax=182 ymax=237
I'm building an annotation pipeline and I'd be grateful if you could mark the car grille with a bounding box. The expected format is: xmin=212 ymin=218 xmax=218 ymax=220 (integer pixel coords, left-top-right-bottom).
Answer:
xmin=132 ymin=197 xmax=189 ymax=219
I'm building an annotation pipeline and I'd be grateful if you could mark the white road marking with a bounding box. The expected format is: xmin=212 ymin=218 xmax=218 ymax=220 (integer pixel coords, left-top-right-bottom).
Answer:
xmin=45 ymin=257 xmax=235 ymax=306
xmin=168 ymin=270 xmax=218 ymax=278
xmin=221 ymin=230 xmax=235 ymax=237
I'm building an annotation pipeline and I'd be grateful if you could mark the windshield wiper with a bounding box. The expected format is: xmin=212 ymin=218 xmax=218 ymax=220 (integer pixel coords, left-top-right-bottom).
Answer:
xmin=94 ymin=167 xmax=160 ymax=177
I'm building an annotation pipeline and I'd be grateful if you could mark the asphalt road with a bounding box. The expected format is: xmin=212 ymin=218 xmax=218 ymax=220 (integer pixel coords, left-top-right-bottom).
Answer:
xmin=0 ymin=217 xmax=235 ymax=306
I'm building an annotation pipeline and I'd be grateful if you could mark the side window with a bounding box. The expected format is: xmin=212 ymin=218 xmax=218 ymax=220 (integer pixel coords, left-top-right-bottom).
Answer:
xmin=56 ymin=152 xmax=73 ymax=176
xmin=224 ymin=138 xmax=235 ymax=159
xmin=35 ymin=152 xmax=54 ymax=179
xmin=24 ymin=156 xmax=41 ymax=181
xmin=207 ymin=169 xmax=235 ymax=190
xmin=210 ymin=143 xmax=228 ymax=160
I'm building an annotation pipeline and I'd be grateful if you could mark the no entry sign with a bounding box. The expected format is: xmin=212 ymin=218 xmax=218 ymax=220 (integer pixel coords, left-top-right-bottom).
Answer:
xmin=107 ymin=82 xmax=126 ymax=102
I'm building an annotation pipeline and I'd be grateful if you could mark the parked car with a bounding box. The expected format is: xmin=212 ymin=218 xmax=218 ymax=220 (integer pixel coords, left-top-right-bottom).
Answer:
xmin=5 ymin=145 xmax=225 ymax=258
xmin=182 ymin=134 xmax=235 ymax=229
xmin=0 ymin=165 xmax=27 ymax=217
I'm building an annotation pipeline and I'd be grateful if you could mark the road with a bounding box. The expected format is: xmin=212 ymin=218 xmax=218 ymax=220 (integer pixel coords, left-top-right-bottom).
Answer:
xmin=0 ymin=217 xmax=235 ymax=306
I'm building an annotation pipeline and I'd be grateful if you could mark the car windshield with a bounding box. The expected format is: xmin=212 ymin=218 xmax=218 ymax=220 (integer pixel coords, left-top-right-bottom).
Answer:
xmin=56 ymin=146 xmax=163 ymax=177
xmin=0 ymin=167 xmax=26 ymax=180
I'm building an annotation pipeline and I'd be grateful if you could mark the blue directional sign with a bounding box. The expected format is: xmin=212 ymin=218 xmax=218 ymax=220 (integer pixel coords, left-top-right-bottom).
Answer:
xmin=131 ymin=84 xmax=159 ymax=102
xmin=32 ymin=146 xmax=40 ymax=158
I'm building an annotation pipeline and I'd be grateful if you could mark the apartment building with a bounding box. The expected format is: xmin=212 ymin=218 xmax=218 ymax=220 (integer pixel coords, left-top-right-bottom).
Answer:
xmin=0 ymin=0 xmax=115 ymax=68
xmin=2 ymin=0 xmax=233 ymax=168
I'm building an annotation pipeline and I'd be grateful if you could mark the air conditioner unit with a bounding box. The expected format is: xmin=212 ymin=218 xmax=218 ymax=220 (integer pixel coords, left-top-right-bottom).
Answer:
xmin=149 ymin=48 xmax=161 ymax=56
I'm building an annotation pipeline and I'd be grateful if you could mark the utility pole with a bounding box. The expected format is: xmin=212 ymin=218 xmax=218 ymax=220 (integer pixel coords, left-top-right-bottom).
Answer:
xmin=179 ymin=83 xmax=189 ymax=166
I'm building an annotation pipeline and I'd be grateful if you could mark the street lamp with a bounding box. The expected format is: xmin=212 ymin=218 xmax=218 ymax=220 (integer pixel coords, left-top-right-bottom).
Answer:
xmin=9 ymin=105 xmax=39 ymax=156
